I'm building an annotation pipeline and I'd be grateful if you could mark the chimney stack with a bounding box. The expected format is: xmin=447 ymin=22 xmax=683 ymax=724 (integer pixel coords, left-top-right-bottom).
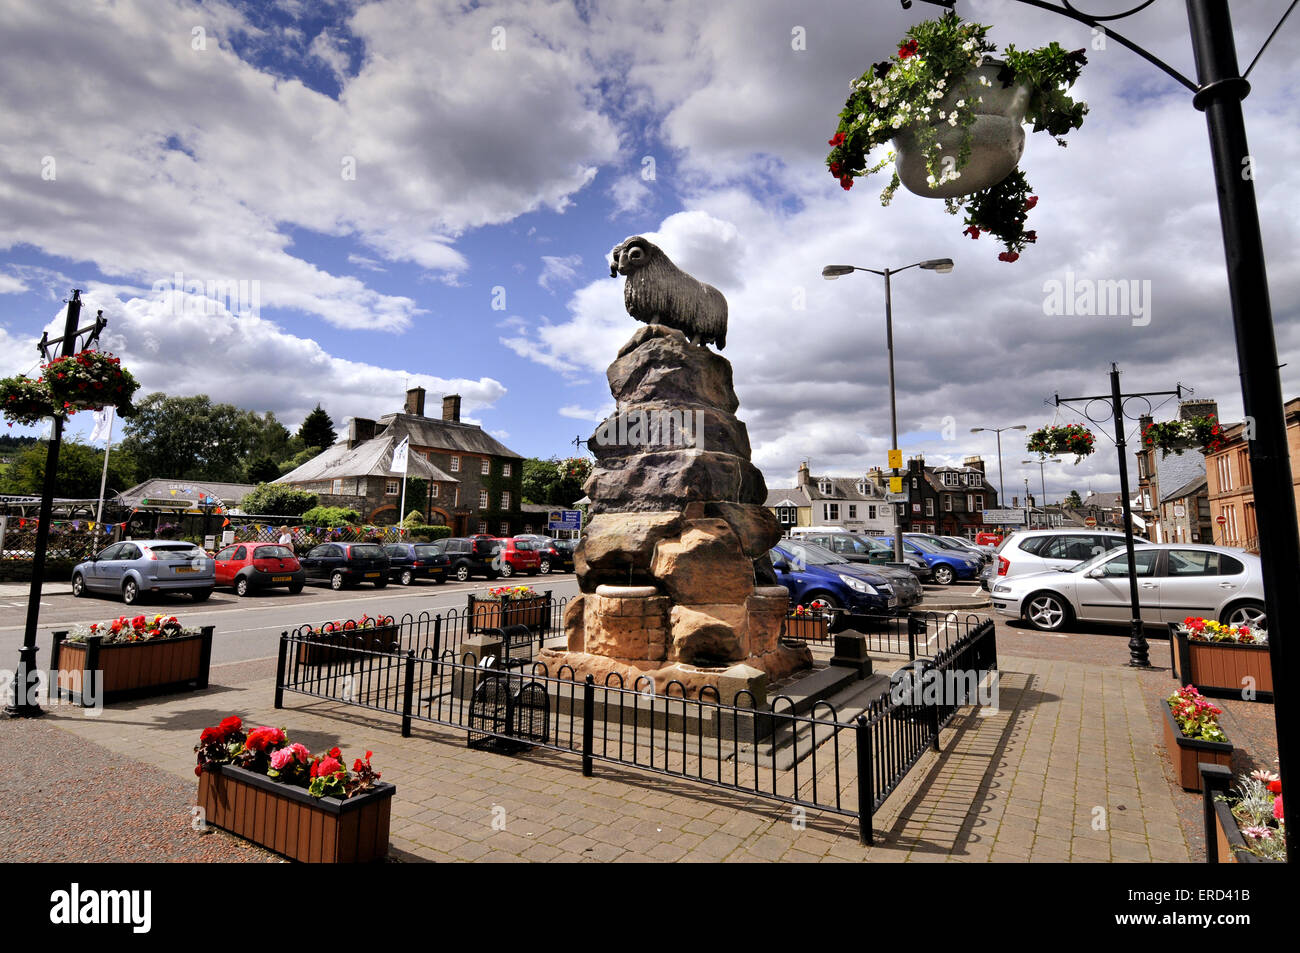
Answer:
xmin=796 ymin=462 xmax=811 ymax=487
xmin=348 ymin=417 xmax=376 ymax=449
xmin=405 ymin=387 xmax=426 ymax=417
xmin=442 ymin=394 xmax=462 ymax=423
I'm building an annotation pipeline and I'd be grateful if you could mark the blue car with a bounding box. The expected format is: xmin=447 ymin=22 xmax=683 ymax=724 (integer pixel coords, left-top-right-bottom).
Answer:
xmin=878 ymin=535 xmax=981 ymax=586
xmin=71 ymin=539 xmax=215 ymax=605
xmin=770 ymin=543 xmax=900 ymax=623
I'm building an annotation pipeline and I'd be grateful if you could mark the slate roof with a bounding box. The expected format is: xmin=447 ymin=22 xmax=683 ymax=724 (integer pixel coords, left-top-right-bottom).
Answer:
xmin=805 ymin=476 xmax=889 ymax=502
xmin=376 ymin=412 xmax=523 ymax=460
xmin=765 ymin=486 xmax=811 ymax=508
xmin=276 ymin=433 xmax=458 ymax=485
xmin=1161 ymin=473 xmax=1208 ymax=505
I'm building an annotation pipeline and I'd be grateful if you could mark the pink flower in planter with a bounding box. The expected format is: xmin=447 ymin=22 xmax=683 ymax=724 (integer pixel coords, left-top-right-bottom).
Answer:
xmin=1242 ymin=826 xmax=1272 ymax=840
xmin=286 ymin=742 xmax=310 ymax=763
xmin=269 ymin=748 xmax=295 ymax=771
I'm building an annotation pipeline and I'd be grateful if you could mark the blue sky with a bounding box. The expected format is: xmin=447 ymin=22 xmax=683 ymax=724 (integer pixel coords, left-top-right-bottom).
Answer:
xmin=2 ymin=0 xmax=1298 ymax=504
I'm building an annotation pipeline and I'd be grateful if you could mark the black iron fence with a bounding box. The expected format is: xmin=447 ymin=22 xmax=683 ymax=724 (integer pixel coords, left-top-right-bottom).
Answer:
xmin=275 ymin=613 xmax=998 ymax=844
xmin=780 ymin=610 xmax=985 ymax=661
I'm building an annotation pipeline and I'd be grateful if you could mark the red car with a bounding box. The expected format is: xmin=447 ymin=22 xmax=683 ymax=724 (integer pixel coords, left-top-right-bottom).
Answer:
xmin=214 ymin=542 xmax=305 ymax=596
xmin=493 ymin=537 xmax=541 ymax=577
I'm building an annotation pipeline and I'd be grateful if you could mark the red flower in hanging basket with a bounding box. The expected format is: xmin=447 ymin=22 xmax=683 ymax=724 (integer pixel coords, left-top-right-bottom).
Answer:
xmin=898 ymin=39 xmax=919 ymax=59
xmin=964 ymin=225 xmax=981 ymax=239
xmin=998 ymin=251 xmax=1020 ymax=262
xmin=828 ymin=132 xmax=845 ymax=147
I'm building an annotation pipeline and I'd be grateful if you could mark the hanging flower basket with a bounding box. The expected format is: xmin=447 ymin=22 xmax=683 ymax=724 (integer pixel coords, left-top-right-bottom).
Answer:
xmin=1026 ymin=423 xmax=1095 ymax=462
xmin=1142 ymin=415 xmax=1225 ymax=456
xmin=42 ymin=350 xmax=139 ymax=416
xmin=826 ymin=10 xmax=1087 ymax=260
xmin=0 ymin=375 xmax=58 ymax=426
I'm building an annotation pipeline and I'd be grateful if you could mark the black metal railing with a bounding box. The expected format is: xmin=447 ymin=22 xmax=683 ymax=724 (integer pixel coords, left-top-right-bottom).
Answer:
xmin=275 ymin=615 xmax=998 ymax=844
xmin=785 ymin=610 xmax=988 ymax=661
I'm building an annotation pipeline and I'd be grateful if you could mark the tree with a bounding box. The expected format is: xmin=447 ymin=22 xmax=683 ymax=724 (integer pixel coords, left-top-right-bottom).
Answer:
xmin=298 ymin=404 xmax=336 ymax=452
xmin=254 ymin=412 xmax=292 ymax=463
xmin=120 ymin=393 xmax=265 ymax=482
xmin=0 ymin=439 xmax=137 ymax=499
xmin=1066 ymin=490 xmax=1083 ymax=509
xmin=300 ymin=505 xmax=361 ymax=526
xmin=522 ymin=456 xmax=592 ymax=506
xmin=239 ymin=482 xmax=317 ymax=516
xmin=246 ymin=457 xmax=281 ymax=483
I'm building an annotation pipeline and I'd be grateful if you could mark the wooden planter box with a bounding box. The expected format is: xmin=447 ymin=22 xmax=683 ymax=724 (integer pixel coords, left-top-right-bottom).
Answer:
xmin=296 ymin=625 xmax=399 ymax=666
xmin=1161 ymin=702 xmax=1232 ymax=792
xmin=784 ymin=615 xmax=831 ymax=643
xmin=1169 ymin=625 xmax=1273 ymax=701
xmin=50 ymin=627 xmax=213 ymax=706
xmin=1200 ymin=764 xmax=1282 ymax=863
xmin=468 ymin=595 xmax=549 ymax=633
xmin=196 ymin=763 xmax=394 ymax=863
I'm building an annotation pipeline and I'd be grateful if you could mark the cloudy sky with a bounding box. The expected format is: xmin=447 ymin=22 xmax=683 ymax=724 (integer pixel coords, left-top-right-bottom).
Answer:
xmin=2 ymin=0 xmax=1297 ymax=504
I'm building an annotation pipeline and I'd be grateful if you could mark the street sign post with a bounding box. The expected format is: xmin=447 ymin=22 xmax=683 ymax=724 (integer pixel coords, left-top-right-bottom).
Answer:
xmin=982 ymin=509 xmax=1026 ymax=525
xmin=1084 ymin=516 xmax=1098 ymax=528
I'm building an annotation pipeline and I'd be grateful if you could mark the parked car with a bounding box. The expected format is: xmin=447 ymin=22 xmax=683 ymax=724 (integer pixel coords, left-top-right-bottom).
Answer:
xmin=991 ymin=543 xmax=1266 ymax=632
xmin=441 ymin=536 xmax=505 ymax=582
xmin=792 ymin=532 xmax=930 ymax=587
xmin=214 ymin=542 xmax=304 ymax=596
xmin=770 ymin=542 xmax=902 ymax=622
xmin=71 ymin=539 xmax=214 ymax=605
xmin=981 ymin=528 xmax=1146 ymax=591
xmin=940 ymin=535 xmax=997 ymax=560
xmin=495 ymin=537 xmax=541 ymax=577
xmin=910 ymin=532 xmax=991 ymax=566
xmin=383 ymin=542 xmax=450 ymax=586
xmin=879 ymin=535 xmax=981 ymax=586
xmin=298 ymin=542 xmax=390 ymax=590
xmin=516 ymin=536 xmax=575 ymax=575
xmin=975 ymin=532 xmax=1004 ymax=548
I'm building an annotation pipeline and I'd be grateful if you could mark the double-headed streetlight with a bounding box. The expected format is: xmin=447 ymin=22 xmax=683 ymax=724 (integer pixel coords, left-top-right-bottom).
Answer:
xmin=822 ymin=258 xmax=954 ymax=563
xmin=1023 ymin=457 xmax=1062 ymax=528
xmin=969 ymin=425 xmax=1026 ymax=530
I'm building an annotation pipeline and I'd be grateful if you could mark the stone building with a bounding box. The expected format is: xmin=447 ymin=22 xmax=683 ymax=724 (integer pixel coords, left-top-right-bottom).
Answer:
xmin=1205 ymin=396 xmax=1300 ymax=553
xmin=764 ymin=462 xmax=896 ymax=536
xmin=888 ymin=455 xmax=998 ymax=537
xmin=277 ymin=388 xmax=525 ymax=535
xmin=1136 ymin=399 xmax=1216 ymax=544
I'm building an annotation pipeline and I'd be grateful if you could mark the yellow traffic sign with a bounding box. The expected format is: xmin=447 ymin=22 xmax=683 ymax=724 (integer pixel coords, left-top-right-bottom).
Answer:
xmin=888 ymin=449 xmax=902 ymax=469
xmin=889 ymin=476 xmax=903 ymax=494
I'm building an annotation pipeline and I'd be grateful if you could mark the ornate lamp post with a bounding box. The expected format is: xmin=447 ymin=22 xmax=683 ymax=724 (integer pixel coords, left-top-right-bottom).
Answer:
xmin=822 ymin=258 xmax=954 ymax=563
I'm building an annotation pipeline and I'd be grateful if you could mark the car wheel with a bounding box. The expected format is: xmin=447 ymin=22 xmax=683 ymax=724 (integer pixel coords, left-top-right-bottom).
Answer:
xmin=191 ymin=588 xmax=212 ymax=602
xmin=399 ymin=569 xmax=413 ymax=586
xmin=330 ymin=571 xmax=346 ymax=591
xmin=933 ymin=565 xmax=955 ymax=586
xmin=434 ymin=574 xmax=447 ymax=585
xmin=235 ymin=577 xmax=250 ymax=597
xmin=374 ymin=579 xmax=388 ymax=589
xmin=539 ymin=560 xmax=551 ymax=575
xmin=455 ymin=565 xmax=470 ymax=582
xmin=499 ymin=563 xmax=514 ymax=578
xmin=122 ymin=578 xmax=140 ymax=605
xmin=1025 ymin=591 xmax=1072 ymax=632
xmin=1222 ymin=600 xmax=1266 ymax=630
xmin=288 ymin=582 xmax=304 ymax=594
xmin=72 ymin=574 xmax=86 ymax=598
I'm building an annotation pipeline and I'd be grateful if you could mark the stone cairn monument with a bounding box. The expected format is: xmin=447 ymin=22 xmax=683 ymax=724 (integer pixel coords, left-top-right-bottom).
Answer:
xmin=538 ymin=236 xmax=812 ymax=700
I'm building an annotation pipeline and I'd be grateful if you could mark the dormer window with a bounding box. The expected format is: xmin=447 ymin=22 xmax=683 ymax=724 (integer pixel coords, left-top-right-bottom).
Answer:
xmin=818 ymin=479 xmax=832 ymax=495
xmin=856 ymin=481 xmax=867 ymax=495
xmin=970 ymin=473 xmax=982 ymax=488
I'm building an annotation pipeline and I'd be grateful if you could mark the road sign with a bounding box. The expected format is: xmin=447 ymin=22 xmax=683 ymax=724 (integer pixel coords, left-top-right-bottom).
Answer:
xmin=1216 ymin=514 xmax=1228 ymax=526
xmin=884 ymin=492 xmax=908 ymax=503
xmin=889 ymin=476 xmax=903 ymax=494
xmin=887 ymin=449 xmax=903 ymax=469
xmin=547 ymin=509 xmax=583 ymax=532
xmin=1084 ymin=516 xmax=1098 ymax=527
xmin=982 ymin=509 xmax=1027 ymax=525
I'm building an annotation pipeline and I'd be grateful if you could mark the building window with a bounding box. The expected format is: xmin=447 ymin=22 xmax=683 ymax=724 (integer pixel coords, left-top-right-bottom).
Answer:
xmin=331 ymin=478 xmax=343 ymax=495
xmin=479 ymin=489 xmax=488 ymax=509
xmin=975 ymin=494 xmax=984 ymax=510
xmin=925 ymin=499 xmax=934 ymax=517
xmin=968 ymin=494 xmax=976 ymax=511
xmin=501 ymin=491 xmax=511 ymax=509
xmin=824 ymin=503 xmax=839 ymax=521
xmin=943 ymin=472 xmax=959 ymax=487
xmin=478 ymin=520 xmax=488 ymax=534
xmin=430 ymin=484 xmax=439 ymax=498
xmin=818 ymin=479 xmax=832 ymax=495
xmin=970 ymin=474 xmax=982 ymax=488
xmin=481 ymin=458 xmax=490 ymax=476
xmin=450 ymin=455 xmax=460 ymax=473
xmin=500 ymin=521 xmax=510 ymax=535
xmin=944 ymin=495 xmax=952 ymax=512
xmin=503 ymin=463 xmax=512 ymax=477
xmin=848 ymin=505 xmax=857 ymax=519
xmin=385 ymin=479 xmax=399 ymax=495
xmin=868 ymin=505 xmax=876 ymax=520
xmin=777 ymin=506 xmax=795 ymax=524
xmin=911 ymin=477 xmax=918 ymax=490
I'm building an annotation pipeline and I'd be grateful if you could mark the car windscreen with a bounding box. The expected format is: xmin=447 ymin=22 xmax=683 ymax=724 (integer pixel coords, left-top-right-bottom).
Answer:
xmin=349 ymin=544 xmax=385 ymax=558
xmin=414 ymin=546 xmax=443 ymax=558
xmin=256 ymin=546 xmax=294 ymax=559
xmin=905 ymin=537 xmax=943 ymax=553
xmin=782 ymin=541 xmax=846 ymax=566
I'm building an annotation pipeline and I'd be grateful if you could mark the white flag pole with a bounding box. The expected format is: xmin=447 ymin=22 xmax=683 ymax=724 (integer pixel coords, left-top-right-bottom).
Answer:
xmin=95 ymin=408 xmax=116 ymax=526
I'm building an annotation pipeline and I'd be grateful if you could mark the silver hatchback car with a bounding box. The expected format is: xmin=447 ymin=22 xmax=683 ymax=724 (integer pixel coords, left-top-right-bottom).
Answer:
xmin=72 ymin=539 xmax=215 ymax=605
xmin=990 ymin=543 xmax=1265 ymax=632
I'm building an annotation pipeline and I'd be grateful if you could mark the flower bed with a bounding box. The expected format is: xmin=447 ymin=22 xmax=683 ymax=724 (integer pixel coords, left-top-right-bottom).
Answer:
xmin=295 ymin=615 xmax=398 ymax=666
xmin=825 ymin=10 xmax=1087 ymax=260
xmin=1026 ymin=423 xmax=1094 ymax=462
xmin=469 ymin=587 xmax=549 ymax=632
xmin=1170 ymin=618 xmax=1271 ymax=700
xmin=1162 ymin=685 xmax=1233 ymax=792
xmin=51 ymin=616 xmax=213 ymax=705
xmin=784 ymin=605 xmax=832 ymax=643
xmin=194 ymin=717 xmax=393 ymax=863
xmin=1142 ymin=415 xmax=1225 ymax=457
xmin=1202 ymin=767 xmax=1284 ymax=863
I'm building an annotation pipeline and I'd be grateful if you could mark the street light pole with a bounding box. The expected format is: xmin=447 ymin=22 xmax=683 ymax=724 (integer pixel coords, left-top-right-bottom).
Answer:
xmin=1023 ymin=457 xmax=1062 ymax=529
xmin=970 ymin=424 xmax=1027 ymax=531
xmin=822 ymin=258 xmax=953 ymax=564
